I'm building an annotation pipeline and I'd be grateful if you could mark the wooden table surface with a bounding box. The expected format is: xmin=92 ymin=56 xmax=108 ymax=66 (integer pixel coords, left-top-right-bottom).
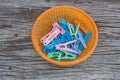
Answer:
xmin=0 ymin=0 xmax=120 ymax=80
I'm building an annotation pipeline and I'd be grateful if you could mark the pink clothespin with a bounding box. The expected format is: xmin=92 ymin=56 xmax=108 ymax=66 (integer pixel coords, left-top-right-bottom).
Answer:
xmin=56 ymin=40 xmax=78 ymax=53
xmin=52 ymin=22 xmax=65 ymax=34
xmin=40 ymin=22 xmax=65 ymax=45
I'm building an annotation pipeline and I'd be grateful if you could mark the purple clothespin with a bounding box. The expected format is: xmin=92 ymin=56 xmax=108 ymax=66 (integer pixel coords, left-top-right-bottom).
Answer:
xmin=71 ymin=31 xmax=86 ymax=55
xmin=77 ymin=31 xmax=87 ymax=48
xmin=70 ymin=24 xmax=87 ymax=48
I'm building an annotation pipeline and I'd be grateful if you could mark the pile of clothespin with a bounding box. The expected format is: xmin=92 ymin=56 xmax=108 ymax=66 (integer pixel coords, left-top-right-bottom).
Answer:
xmin=40 ymin=18 xmax=92 ymax=60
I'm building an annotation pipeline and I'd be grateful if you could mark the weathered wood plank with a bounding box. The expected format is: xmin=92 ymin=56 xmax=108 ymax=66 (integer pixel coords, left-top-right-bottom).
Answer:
xmin=0 ymin=0 xmax=120 ymax=80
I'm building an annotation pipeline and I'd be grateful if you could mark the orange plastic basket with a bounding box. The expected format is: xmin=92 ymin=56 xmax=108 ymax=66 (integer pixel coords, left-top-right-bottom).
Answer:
xmin=32 ymin=6 xmax=98 ymax=66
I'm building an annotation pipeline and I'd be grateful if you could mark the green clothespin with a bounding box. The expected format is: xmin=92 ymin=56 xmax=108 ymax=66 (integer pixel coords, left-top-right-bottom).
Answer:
xmin=57 ymin=51 xmax=63 ymax=60
xmin=48 ymin=50 xmax=76 ymax=60
xmin=48 ymin=52 xmax=58 ymax=58
xmin=58 ymin=50 xmax=76 ymax=60
xmin=47 ymin=51 xmax=62 ymax=60
xmin=68 ymin=23 xmax=80 ymax=39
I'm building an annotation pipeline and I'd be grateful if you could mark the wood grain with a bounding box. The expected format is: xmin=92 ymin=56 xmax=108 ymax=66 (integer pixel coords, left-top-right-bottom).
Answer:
xmin=0 ymin=0 xmax=120 ymax=80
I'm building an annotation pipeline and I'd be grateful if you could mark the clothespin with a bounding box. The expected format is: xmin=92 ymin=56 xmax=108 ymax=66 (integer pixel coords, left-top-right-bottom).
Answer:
xmin=58 ymin=18 xmax=78 ymax=40
xmin=77 ymin=31 xmax=87 ymax=48
xmin=42 ymin=46 xmax=47 ymax=52
xmin=52 ymin=22 xmax=65 ymax=34
xmin=61 ymin=31 xmax=73 ymax=43
xmin=68 ymin=41 xmax=81 ymax=55
xmin=68 ymin=24 xmax=87 ymax=48
xmin=53 ymin=26 xmax=73 ymax=43
xmin=58 ymin=18 xmax=70 ymax=34
xmin=74 ymin=19 xmax=88 ymax=34
xmin=47 ymin=51 xmax=60 ymax=59
xmin=71 ymin=41 xmax=81 ymax=54
xmin=40 ymin=22 xmax=65 ymax=45
xmin=47 ymin=43 xmax=56 ymax=52
xmin=48 ymin=50 xmax=76 ymax=60
xmin=55 ymin=50 xmax=76 ymax=60
xmin=70 ymin=31 xmax=86 ymax=55
xmin=58 ymin=18 xmax=69 ymax=26
xmin=57 ymin=20 xmax=73 ymax=43
xmin=42 ymin=38 xmax=63 ymax=53
xmin=48 ymin=51 xmax=65 ymax=60
xmin=59 ymin=24 xmax=68 ymax=32
xmin=56 ymin=40 xmax=78 ymax=53
xmin=42 ymin=45 xmax=55 ymax=53
xmin=81 ymin=31 xmax=86 ymax=37
xmin=59 ymin=50 xmax=76 ymax=60
xmin=40 ymin=29 xmax=60 ymax=45
xmin=68 ymin=23 xmax=80 ymax=39
xmin=77 ymin=32 xmax=92 ymax=55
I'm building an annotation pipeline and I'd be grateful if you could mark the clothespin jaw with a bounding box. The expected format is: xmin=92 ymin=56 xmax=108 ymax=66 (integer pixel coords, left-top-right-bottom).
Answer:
xmin=74 ymin=19 xmax=88 ymax=34
xmin=68 ymin=23 xmax=80 ymax=39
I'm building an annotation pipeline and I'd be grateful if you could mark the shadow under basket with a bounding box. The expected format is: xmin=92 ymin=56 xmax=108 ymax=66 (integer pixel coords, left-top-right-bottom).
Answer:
xmin=32 ymin=6 xmax=98 ymax=66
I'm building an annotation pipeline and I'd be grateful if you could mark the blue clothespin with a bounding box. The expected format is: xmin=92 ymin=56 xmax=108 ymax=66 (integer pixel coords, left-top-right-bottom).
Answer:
xmin=81 ymin=31 xmax=86 ymax=37
xmin=59 ymin=24 xmax=68 ymax=31
xmin=58 ymin=18 xmax=69 ymax=26
xmin=47 ymin=48 xmax=56 ymax=53
xmin=59 ymin=24 xmax=73 ymax=43
xmin=77 ymin=32 xmax=92 ymax=55
xmin=42 ymin=43 xmax=55 ymax=53
xmin=47 ymin=39 xmax=61 ymax=53
xmin=42 ymin=46 xmax=47 ymax=52
xmin=52 ymin=22 xmax=73 ymax=43
xmin=58 ymin=18 xmax=71 ymax=33
xmin=61 ymin=31 xmax=73 ymax=43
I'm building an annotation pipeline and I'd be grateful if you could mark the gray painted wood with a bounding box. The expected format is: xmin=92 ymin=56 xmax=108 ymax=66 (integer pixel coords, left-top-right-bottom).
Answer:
xmin=0 ymin=0 xmax=120 ymax=80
